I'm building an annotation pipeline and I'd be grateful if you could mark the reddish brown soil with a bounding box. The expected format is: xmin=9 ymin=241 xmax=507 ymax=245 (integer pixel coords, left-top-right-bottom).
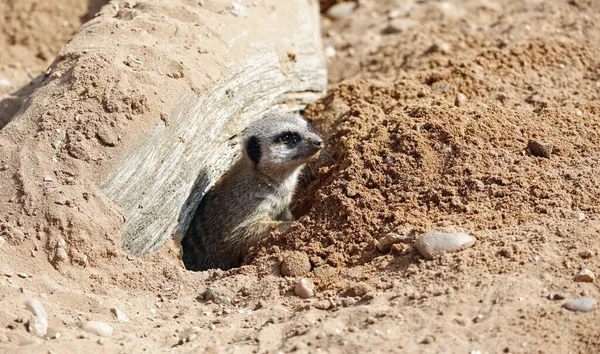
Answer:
xmin=1 ymin=0 xmax=599 ymax=353
xmin=0 ymin=0 xmax=106 ymax=126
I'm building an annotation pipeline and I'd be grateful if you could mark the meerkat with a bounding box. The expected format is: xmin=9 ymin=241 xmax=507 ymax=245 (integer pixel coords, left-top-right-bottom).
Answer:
xmin=181 ymin=113 xmax=324 ymax=271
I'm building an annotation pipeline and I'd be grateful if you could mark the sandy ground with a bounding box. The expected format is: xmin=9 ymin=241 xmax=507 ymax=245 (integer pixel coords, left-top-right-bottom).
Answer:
xmin=1 ymin=0 xmax=599 ymax=353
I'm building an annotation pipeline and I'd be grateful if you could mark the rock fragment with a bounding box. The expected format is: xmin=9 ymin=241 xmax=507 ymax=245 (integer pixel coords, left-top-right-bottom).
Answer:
xmin=415 ymin=230 xmax=475 ymax=259
xmin=27 ymin=316 xmax=48 ymax=337
xmin=455 ymin=93 xmax=467 ymax=107
xmin=579 ymin=249 xmax=594 ymax=259
xmin=80 ymin=321 xmax=113 ymax=337
xmin=325 ymin=2 xmax=357 ymax=20
xmin=431 ymin=80 xmax=450 ymax=94
xmin=204 ymin=288 xmax=232 ymax=304
xmin=294 ymin=278 xmax=315 ymax=299
xmin=96 ymin=127 xmax=118 ymax=147
xmin=528 ymin=140 xmax=553 ymax=158
xmin=111 ymin=308 xmax=130 ymax=323
xmin=341 ymin=282 xmax=373 ymax=298
xmin=547 ymin=293 xmax=565 ymax=301
xmin=574 ymin=269 xmax=595 ymax=283
xmin=0 ymin=236 xmax=5 ymax=250
xmin=26 ymin=299 xmax=48 ymax=319
xmin=573 ymin=211 xmax=585 ymax=221
xmin=281 ymin=252 xmax=311 ymax=277
xmin=376 ymin=232 xmax=411 ymax=252
xmin=562 ymin=298 xmax=596 ymax=313
xmin=383 ymin=18 xmax=417 ymax=34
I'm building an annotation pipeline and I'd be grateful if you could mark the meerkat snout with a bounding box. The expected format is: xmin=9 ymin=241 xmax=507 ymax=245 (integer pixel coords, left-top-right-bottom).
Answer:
xmin=182 ymin=113 xmax=323 ymax=271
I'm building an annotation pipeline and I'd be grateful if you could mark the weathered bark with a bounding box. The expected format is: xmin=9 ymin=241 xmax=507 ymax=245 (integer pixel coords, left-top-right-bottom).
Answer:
xmin=0 ymin=0 xmax=326 ymax=260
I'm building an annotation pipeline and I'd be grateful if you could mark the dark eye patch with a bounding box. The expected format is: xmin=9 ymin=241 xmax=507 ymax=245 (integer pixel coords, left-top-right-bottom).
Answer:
xmin=275 ymin=132 xmax=301 ymax=145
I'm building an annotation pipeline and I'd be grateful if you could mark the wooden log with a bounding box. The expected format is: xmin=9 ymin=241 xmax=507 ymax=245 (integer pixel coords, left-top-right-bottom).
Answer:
xmin=0 ymin=0 xmax=326 ymax=259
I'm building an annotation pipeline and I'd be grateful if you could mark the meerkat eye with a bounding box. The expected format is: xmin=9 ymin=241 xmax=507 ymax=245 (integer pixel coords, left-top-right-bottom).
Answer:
xmin=276 ymin=132 xmax=301 ymax=145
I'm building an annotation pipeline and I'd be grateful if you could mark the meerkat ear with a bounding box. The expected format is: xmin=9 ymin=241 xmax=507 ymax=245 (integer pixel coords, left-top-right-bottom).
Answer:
xmin=245 ymin=136 xmax=261 ymax=163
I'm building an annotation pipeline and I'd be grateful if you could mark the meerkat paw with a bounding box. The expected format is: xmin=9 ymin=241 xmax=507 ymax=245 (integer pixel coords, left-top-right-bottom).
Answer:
xmin=276 ymin=208 xmax=294 ymax=221
xmin=276 ymin=220 xmax=294 ymax=232
xmin=261 ymin=220 xmax=295 ymax=233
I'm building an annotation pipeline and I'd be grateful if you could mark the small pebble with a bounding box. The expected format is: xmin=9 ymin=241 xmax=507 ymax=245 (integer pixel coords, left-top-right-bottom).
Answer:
xmin=376 ymin=232 xmax=410 ymax=252
xmin=562 ymin=298 xmax=596 ymax=313
xmin=204 ymin=288 xmax=232 ymax=304
xmin=229 ymin=1 xmax=247 ymax=17
xmin=547 ymin=293 xmax=565 ymax=301
xmin=342 ymin=283 xmax=373 ymax=298
xmin=579 ymin=249 xmax=594 ymax=259
xmin=431 ymin=80 xmax=450 ymax=94
xmin=0 ymin=236 xmax=5 ymax=249
xmin=271 ymin=305 xmax=288 ymax=312
xmin=415 ymin=231 xmax=475 ymax=259
xmin=281 ymin=252 xmax=311 ymax=277
xmin=111 ymin=308 xmax=130 ymax=323
xmin=417 ymin=335 xmax=435 ymax=344
xmin=574 ymin=269 xmax=595 ymax=283
xmin=56 ymin=237 xmax=66 ymax=248
xmin=455 ymin=93 xmax=467 ymax=107
xmin=96 ymin=127 xmax=118 ymax=147
xmin=388 ymin=5 xmax=411 ymax=19
xmin=17 ymin=272 xmax=29 ymax=278
xmin=324 ymin=43 xmax=336 ymax=58
xmin=43 ymin=176 xmax=53 ymax=182
xmin=383 ymin=18 xmax=417 ymax=34
xmin=80 ymin=321 xmax=113 ymax=337
xmin=27 ymin=317 xmax=48 ymax=337
xmin=326 ymin=2 xmax=357 ymax=20
xmin=433 ymin=41 xmax=451 ymax=54
xmin=528 ymin=140 xmax=553 ymax=158
xmin=573 ymin=211 xmax=585 ymax=221
xmin=26 ymin=299 xmax=48 ymax=319
xmin=294 ymin=278 xmax=315 ymax=299
xmin=54 ymin=200 xmax=68 ymax=206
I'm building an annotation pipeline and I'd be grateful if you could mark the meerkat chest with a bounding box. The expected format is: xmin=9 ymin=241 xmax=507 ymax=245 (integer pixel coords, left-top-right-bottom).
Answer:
xmin=263 ymin=166 xmax=303 ymax=216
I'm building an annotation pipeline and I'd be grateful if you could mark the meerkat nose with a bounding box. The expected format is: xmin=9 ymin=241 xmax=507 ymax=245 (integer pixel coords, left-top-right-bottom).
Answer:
xmin=310 ymin=138 xmax=324 ymax=149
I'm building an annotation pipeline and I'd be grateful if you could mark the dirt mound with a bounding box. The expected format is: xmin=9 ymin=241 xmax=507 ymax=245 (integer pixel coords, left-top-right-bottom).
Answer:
xmin=251 ymin=38 xmax=600 ymax=269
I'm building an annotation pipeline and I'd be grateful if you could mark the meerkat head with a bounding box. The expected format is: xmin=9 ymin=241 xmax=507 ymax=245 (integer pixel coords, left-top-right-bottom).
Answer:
xmin=243 ymin=113 xmax=324 ymax=176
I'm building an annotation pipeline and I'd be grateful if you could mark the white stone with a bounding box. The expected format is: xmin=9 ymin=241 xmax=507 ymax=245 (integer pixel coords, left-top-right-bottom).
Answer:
xmin=294 ymin=278 xmax=315 ymax=299
xmin=111 ymin=308 xmax=130 ymax=323
xmin=28 ymin=316 xmax=48 ymax=337
xmin=415 ymin=230 xmax=475 ymax=259
xmin=563 ymin=298 xmax=596 ymax=313
xmin=80 ymin=321 xmax=113 ymax=337
xmin=229 ymin=2 xmax=247 ymax=17
xmin=26 ymin=299 xmax=48 ymax=319
xmin=326 ymin=2 xmax=357 ymax=20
